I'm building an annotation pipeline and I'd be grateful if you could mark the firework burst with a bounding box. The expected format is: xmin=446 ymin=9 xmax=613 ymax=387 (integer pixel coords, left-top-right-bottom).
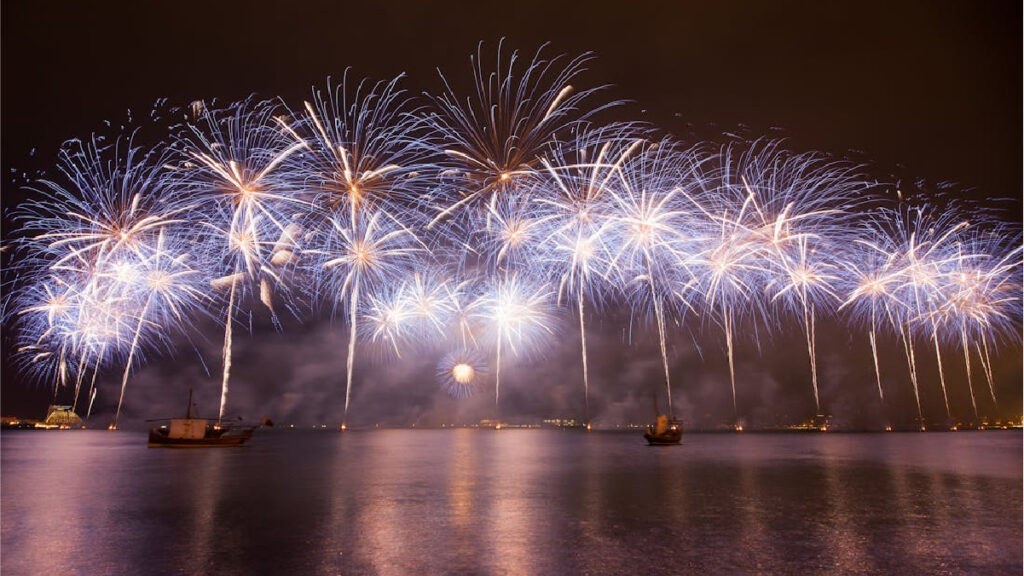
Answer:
xmin=426 ymin=41 xmax=616 ymax=229
xmin=170 ymin=96 xmax=307 ymax=422
xmin=304 ymin=207 xmax=425 ymax=425
xmin=604 ymin=138 xmax=699 ymax=418
xmin=2 ymin=47 xmax=1020 ymax=430
xmin=533 ymin=124 xmax=646 ymax=422
xmin=437 ymin=349 xmax=489 ymax=399
xmin=466 ymin=275 xmax=556 ymax=409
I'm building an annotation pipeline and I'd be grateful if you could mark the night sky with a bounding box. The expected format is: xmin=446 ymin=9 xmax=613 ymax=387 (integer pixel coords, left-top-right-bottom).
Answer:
xmin=2 ymin=0 xmax=1021 ymax=426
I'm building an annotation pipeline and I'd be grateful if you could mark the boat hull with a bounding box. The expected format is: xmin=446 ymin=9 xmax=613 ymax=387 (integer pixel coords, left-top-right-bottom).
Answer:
xmin=644 ymin=428 xmax=683 ymax=445
xmin=147 ymin=427 xmax=253 ymax=448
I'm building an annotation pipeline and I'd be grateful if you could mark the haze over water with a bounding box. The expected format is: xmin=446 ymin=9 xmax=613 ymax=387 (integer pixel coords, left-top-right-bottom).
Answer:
xmin=2 ymin=430 xmax=1020 ymax=575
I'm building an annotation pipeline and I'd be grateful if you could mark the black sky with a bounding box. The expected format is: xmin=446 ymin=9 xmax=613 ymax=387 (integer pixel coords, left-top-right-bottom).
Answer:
xmin=1 ymin=0 xmax=1021 ymax=425
xmin=3 ymin=1 xmax=1020 ymax=192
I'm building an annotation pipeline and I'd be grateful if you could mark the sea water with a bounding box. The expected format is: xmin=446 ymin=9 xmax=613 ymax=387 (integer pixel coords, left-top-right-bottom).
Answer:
xmin=1 ymin=429 xmax=1020 ymax=575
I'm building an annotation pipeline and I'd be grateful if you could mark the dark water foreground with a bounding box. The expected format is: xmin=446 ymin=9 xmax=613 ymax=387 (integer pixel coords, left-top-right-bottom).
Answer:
xmin=1 ymin=429 xmax=1020 ymax=575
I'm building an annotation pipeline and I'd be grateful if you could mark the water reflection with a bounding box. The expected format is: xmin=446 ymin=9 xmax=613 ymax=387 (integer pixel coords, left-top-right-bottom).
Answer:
xmin=1 ymin=430 xmax=1020 ymax=575
xmin=447 ymin=429 xmax=479 ymax=568
xmin=735 ymin=449 xmax=770 ymax=570
xmin=0 ymin=432 xmax=98 ymax=574
xmin=488 ymin=430 xmax=546 ymax=575
xmin=170 ymin=447 xmax=228 ymax=573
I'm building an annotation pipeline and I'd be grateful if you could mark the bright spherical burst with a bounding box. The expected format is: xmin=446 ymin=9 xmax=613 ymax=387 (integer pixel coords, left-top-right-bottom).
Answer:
xmin=437 ymin=349 xmax=489 ymax=399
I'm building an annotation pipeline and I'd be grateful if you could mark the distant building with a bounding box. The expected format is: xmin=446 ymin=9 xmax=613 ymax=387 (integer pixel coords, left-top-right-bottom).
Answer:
xmin=0 ymin=416 xmax=36 ymax=429
xmin=43 ymin=405 xmax=83 ymax=429
xmin=542 ymin=418 xmax=582 ymax=428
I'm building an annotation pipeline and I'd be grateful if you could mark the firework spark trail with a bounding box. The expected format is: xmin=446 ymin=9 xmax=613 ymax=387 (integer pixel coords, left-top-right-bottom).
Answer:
xmin=307 ymin=208 xmax=425 ymax=426
xmin=731 ymin=141 xmax=870 ymax=415
xmin=576 ymin=289 xmax=591 ymax=420
xmin=13 ymin=281 xmax=81 ymax=398
xmin=677 ymin=152 xmax=778 ymax=421
xmin=345 ymin=278 xmax=359 ymax=424
xmin=110 ymin=231 xmax=204 ymax=427
xmin=426 ymin=41 xmax=617 ymax=228
xmin=71 ymin=351 xmax=96 ymax=413
xmin=470 ymin=276 xmax=555 ymax=411
xmin=941 ymin=235 xmax=1024 ymax=416
xmin=173 ymin=97 xmax=308 ymax=423
xmin=899 ymin=323 xmax=925 ymax=427
xmin=931 ymin=326 xmax=950 ymax=417
xmin=960 ymin=324 xmax=978 ymax=418
xmin=721 ymin=301 xmax=736 ymax=413
xmin=291 ymin=74 xmax=433 ymax=428
xmin=869 ymin=317 xmax=883 ymax=400
xmin=604 ymin=139 xmax=697 ymax=418
xmin=86 ymin=386 xmax=99 ymax=420
xmin=892 ymin=206 xmax=973 ymax=420
xmin=218 ymin=278 xmax=237 ymax=423
xmin=495 ymin=327 xmax=503 ymax=410
xmin=839 ymin=240 xmax=901 ymax=402
xmin=535 ymin=125 xmax=647 ymax=424
xmin=978 ymin=336 xmax=997 ymax=405
xmin=81 ymin=342 xmax=107 ymax=413
xmin=362 ymin=283 xmax=414 ymax=358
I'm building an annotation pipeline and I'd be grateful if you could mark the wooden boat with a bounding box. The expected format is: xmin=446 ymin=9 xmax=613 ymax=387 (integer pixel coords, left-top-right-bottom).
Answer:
xmin=148 ymin=390 xmax=270 ymax=448
xmin=644 ymin=415 xmax=683 ymax=445
xmin=644 ymin=393 xmax=682 ymax=445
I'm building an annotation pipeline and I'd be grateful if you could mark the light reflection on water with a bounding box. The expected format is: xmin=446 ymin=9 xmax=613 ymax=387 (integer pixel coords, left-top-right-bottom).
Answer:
xmin=1 ymin=430 xmax=1020 ymax=575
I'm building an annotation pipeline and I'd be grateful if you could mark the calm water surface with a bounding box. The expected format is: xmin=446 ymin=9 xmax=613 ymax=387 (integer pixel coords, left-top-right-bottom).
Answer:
xmin=2 ymin=429 xmax=1020 ymax=575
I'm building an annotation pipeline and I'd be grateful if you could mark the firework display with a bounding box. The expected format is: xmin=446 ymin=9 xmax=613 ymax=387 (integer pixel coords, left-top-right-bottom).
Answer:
xmin=437 ymin=349 xmax=488 ymax=399
xmin=3 ymin=44 xmax=1021 ymax=429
